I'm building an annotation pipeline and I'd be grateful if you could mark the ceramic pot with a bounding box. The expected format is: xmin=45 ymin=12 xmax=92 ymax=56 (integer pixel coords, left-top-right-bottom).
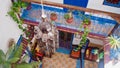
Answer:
xmin=66 ymin=17 xmax=73 ymax=23
xmin=50 ymin=13 xmax=57 ymax=21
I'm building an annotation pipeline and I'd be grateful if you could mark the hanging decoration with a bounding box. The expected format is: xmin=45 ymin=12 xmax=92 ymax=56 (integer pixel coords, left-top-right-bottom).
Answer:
xmin=29 ymin=0 xmax=59 ymax=58
xmin=104 ymin=35 xmax=120 ymax=64
xmin=106 ymin=35 xmax=120 ymax=50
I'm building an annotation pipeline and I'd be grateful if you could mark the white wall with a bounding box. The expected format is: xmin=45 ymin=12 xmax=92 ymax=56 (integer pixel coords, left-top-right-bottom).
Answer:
xmin=0 ymin=0 xmax=22 ymax=52
xmin=87 ymin=0 xmax=120 ymax=14
xmin=46 ymin=0 xmax=120 ymax=14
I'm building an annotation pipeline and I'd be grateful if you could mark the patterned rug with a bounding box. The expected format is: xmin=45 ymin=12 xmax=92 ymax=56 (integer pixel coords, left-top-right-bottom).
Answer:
xmin=42 ymin=52 xmax=76 ymax=68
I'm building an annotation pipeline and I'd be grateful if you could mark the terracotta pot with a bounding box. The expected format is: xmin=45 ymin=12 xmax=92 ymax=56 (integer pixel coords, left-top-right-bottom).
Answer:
xmin=50 ymin=13 xmax=57 ymax=21
xmin=66 ymin=17 xmax=73 ymax=23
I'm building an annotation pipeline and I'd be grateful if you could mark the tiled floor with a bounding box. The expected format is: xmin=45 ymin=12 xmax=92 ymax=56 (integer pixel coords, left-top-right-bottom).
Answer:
xmin=41 ymin=47 xmax=103 ymax=68
xmin=42 ymin=52 xmax=76 ymax=68
xmin=84 ymin=60 xmax=98 ymax=68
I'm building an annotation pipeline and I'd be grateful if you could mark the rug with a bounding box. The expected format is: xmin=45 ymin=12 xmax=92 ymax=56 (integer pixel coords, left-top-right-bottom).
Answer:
xmin=42 ymin=52 xmax=76 ymax=68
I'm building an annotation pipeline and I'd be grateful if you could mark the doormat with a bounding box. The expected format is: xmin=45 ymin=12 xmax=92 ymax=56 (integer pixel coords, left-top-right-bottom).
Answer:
xmin=103 ymin=0 xmax=120 ymax=8
xmin=42 ymin=52 xmax=76 ymax=68
xmin=84 ymin=60 xmax=98 ymax=68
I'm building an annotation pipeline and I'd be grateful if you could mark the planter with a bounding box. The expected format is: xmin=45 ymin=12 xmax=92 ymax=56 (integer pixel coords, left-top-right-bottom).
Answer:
xmin=50 ymin=13 xmax=57 ymax=21
xmin=65 ymin=17 xmax=73 ymax=23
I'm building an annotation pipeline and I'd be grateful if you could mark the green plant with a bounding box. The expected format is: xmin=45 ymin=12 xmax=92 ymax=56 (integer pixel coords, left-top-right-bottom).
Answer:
xmin=83 ymin=18 xmax=91 ymax=25
xmin=64 ymin=12 xmax=73 ymax=19
xmin=106 ymin=35 xmax=120 ymax=50
xmin=8 ymin=0 xmax=28 ymax=32
xmin=79 ymin=12 xmax=91 ymax=25
xmin=76 ymin=28 xmax=90 ymax=50
xmin=0 ymin=42 xmax=40 ymax=68
xmin=74 ymin=12 xmax=91 ymax=50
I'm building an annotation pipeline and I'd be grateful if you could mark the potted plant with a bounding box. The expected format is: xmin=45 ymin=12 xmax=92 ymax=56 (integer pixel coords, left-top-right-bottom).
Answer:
xmin=50 ymin=13 xmax=57 ymax=21
xmin=82 ymin=18 xmax=91 ymax=28
xmin=8 ymin=0 xmax=30 ymax=39
xmin=64 ymin=12 xmax=73 ymax=23
xmin=11 ymin=0 xmax=28 ymax=13
xmin=0 ymin=39 xmax=40 ymax=68
xmin=79 ymin=12 xmax=91 ymax=28
xmin=73 ymin=13 xmax=91 ymax=51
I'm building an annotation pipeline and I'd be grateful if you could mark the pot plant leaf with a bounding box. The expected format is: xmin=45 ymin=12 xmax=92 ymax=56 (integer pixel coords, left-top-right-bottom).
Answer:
xmin=13 ymin=45 xmax=24 ymax=58
xmin=20 ymin=55 xmax=29 ymax=63
xmin=8 ymin=0 xmax=28 ymax=33
xmin=0 ymin=50 xmax=6 ymax=63
xmin=2 ymin=63 xmax=11 ymax=68
xmin=8 ymin=57 xmax=20 ymax=63
xmin=64 ymin=12 xmax=73 ymax=19
xmin=6 ymin=44 xmax=15 ymax=60
xmin=64 ymin=12 xmax=73 ymax=23
xmin=30 ymin=61 xmax=41 ymax=68
xmin=15 ymin=63 xmax=33 ymax=68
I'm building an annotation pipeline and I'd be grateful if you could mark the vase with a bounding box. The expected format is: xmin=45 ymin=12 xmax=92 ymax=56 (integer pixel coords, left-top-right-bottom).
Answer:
xmin=50 ymin=13 xmax=57 ymax=21
xmin=66 ymin=17 xmax=73 ymax=23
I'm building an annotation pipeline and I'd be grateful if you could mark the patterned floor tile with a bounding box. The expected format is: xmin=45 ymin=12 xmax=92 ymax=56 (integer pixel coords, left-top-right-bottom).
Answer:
xmin=42 ymin=52 xmax=76 ymax=68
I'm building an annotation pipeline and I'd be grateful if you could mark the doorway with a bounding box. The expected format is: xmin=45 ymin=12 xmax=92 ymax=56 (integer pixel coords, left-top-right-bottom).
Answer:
xmin=59 ymin=30 xmax=74 ymax=50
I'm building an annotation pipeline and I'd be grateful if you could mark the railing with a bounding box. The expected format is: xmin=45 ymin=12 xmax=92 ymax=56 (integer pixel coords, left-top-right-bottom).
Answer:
xmin=21 ymin=0 xmax=120 ymax=39
xmin=22 ymin=0 xmax=120 ymax=24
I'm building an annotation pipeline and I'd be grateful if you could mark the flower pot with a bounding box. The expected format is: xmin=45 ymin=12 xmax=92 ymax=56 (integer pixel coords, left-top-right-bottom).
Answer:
xmin=66 ymin=17 xmax=73 ymax=23
xmin=50 ymin=13 xmax=57 ymax=21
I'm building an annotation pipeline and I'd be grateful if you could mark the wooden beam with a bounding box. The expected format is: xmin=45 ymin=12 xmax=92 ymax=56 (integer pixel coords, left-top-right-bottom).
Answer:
xmin=22 ymin=0 xmax=120 ymax=24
